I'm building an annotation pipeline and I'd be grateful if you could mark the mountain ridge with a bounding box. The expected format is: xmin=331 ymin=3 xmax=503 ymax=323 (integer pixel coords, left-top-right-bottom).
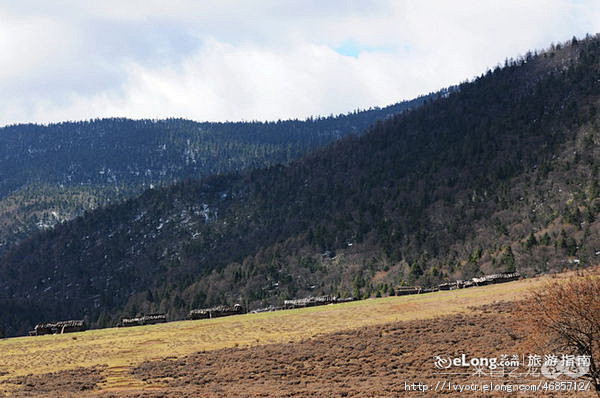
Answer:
xmin=0 ymin=96 xmax=436 ymax=255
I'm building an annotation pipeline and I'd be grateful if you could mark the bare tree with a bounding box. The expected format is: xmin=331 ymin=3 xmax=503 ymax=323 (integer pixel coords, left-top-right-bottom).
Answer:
xmin=528 ymin=273 xmax=600 ymax=392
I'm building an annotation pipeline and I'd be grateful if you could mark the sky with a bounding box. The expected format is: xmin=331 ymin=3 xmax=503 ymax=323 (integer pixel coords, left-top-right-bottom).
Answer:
xmin=0 ymin=0 xmax=599 ymax=126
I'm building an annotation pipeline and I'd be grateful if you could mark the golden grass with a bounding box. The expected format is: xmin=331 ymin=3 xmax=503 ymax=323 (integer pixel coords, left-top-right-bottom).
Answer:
xmin=0 ymin=274 xmax=555 ymax=390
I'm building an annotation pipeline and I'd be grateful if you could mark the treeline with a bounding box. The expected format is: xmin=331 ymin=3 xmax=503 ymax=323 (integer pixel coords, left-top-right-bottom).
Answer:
xmin=0 ymin=98 xmax=434 ymax=198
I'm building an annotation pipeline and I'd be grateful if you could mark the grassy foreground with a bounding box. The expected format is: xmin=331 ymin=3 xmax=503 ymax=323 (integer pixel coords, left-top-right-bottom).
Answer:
xmin=0 ymin=273 xmax=565 ymax=392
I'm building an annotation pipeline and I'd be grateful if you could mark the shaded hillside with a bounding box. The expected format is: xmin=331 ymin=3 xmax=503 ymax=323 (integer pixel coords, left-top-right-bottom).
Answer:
xmin=0 ymin=98 xmax=431 ymax=253
xmin=1 ymin=35 xmax=599 ymax=336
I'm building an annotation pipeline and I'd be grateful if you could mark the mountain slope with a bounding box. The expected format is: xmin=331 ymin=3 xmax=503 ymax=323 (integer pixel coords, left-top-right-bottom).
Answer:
xmin=0 ymin=98 xmax=433 ymax=254
xmin=1 ymin=35 xmax=599 ymax=337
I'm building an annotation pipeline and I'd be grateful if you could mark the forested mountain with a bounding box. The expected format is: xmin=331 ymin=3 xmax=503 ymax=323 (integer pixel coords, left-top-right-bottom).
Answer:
xmin=0 ymin=98 xmax=432 ymax=254
xmin=1 ymin=35 xmax=599 ymax=337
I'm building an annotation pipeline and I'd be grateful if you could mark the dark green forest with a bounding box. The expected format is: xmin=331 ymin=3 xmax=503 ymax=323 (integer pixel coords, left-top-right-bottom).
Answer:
xmin=0 ymin=97 xmax=432 ymax=255
xmin=0 ymin=35 xmax=599 ymax=337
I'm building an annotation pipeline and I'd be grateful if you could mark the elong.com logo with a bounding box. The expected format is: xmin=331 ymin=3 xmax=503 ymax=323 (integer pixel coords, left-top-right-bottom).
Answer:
xmin=434 ymin=354 xmax=515 ymax=370
xmin=433 ymin=353 xmax=591 ymax=379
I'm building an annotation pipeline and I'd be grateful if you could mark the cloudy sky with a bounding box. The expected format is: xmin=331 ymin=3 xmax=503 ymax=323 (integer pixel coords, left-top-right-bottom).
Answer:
xmin=1 ymin=1 xmax=599 ymax=126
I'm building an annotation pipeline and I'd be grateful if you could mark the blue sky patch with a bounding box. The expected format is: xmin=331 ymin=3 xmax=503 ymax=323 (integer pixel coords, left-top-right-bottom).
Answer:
xmin=334 ymin=39 xmax=403 ymax=57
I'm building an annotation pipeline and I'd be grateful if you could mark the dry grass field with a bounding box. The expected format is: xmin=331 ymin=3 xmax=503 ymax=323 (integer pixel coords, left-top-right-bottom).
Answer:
xmin=0 ymin=271 xmax=592 ymax=396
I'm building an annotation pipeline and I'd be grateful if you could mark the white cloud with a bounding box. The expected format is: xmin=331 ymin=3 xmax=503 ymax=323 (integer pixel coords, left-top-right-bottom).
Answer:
xmin=0 ymin=1 xmax=599 ymax=125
